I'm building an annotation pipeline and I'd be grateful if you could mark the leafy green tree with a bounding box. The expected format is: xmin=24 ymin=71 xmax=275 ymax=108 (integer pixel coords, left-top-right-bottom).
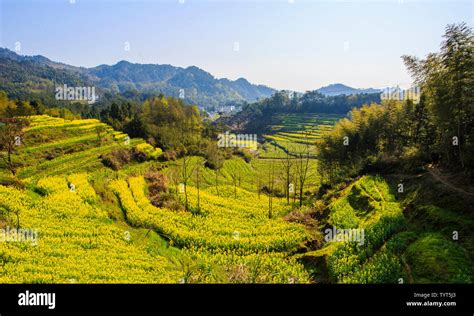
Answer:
xmin=403 ymin=22 xmax=474 ymax=171
xmin=141 ymin=96 xmax=203 ymax=152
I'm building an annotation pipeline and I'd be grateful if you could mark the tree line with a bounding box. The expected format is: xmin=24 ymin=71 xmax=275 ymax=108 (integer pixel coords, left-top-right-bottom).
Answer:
xmin=317 ymin=23 xmax=474 ymax=184
xmin=222 ymin=89 xmax=380 ymax=134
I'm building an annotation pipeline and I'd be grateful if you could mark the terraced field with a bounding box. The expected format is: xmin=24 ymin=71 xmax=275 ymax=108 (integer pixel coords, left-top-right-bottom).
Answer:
xmin=260 ymin=113 xmax=343 ymax=158
xmin=0 ymin=115 xmax=138 ymax=180
xmin=0 ymin=175 xmax=179 ymax=283
xmin=0 ymin=115 xmax=311 ymax=283
xmin=158 ymin=156 xmax=320 ymax=201
xmin=1 ymin=114 xmax=471 ymax=284
xmin=305 ymin=176 xmax=474 ymax=284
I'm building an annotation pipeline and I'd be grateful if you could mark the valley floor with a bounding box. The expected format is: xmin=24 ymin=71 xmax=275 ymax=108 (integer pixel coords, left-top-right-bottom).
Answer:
xmin=1 ymin=115 xmax=472 ymax=284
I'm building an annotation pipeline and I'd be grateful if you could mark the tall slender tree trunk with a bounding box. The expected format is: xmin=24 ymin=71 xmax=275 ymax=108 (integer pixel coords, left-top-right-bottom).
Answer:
xmin=8 ymin=143 xmax=15 ymax=176
xmin=184 ymin=183 xmax=188 ymax=211
xmin=457 ymin=110 xmax=464 ymax=169
xmin=215 ymin=170 xmax=219 ymax=196
xmin=196 ymin=165 xmax=200 ymax=212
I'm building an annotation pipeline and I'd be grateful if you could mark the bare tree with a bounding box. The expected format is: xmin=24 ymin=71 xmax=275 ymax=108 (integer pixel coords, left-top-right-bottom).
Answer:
xmin=282 ymin=151 xmax=293 ymax=204
xmin=95 ymin=125 xmax=107 ymax=144
xmin=292 ymin=173 xmax=297 ymax=205
xmin=229 ymin=168 xmax=240 ymax=199
xmin=268 ymin=163 xmax=275 ymax=219
xmin=256 ymin=177 xmax=262 ymax=199
xmin=214 ymin=169 xmax=220 ymax=196
xmin=195 ymin=160 xmax=204 ymax=213
xmin=181 ymin=156 xmax=195 ymax=212
xmin=0 ymin=118 xmax=29 ymax=176
xmin=167 ymin=166 xmax=181 ymax=199
xmin=295 ymin=132 xmax=313 ymax=208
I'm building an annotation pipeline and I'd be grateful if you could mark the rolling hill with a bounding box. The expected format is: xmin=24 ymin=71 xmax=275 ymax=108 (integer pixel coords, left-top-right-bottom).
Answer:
xmin=0 ymin=115 xmax=311 ymax=283
xmin=0 ymin=48 xmax=275 ymax=109
xmin=316 ymin=83 xmax=382 ymax=96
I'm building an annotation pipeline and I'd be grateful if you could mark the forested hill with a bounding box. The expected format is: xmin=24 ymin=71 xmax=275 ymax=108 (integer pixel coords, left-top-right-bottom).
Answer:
xmin=316 ymin=83 xmax=382 ymax=96
xmin=0 ymin=48 xmax=274 ymax=109
xmin=220 ymin=90 xmax=381 ymax=133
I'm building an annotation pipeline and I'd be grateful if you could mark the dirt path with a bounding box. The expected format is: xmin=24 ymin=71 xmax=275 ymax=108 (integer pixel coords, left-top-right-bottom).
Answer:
xmin=401 ymin=255 xmax=414 ymax=284
xmin=426 ymin=167 xmax=474 ymax=196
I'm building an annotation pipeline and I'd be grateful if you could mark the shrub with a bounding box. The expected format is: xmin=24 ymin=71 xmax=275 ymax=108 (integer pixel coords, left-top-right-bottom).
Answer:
xmin=205 ymin=144 xmax=224 ymax=170
xmin=157 ymin=193 xmax=184 ymax=211
xmin=44 ymin=149 xmax=58 ymax=160
xmin=100 ymin=148 xmax=131 ymax=170
xmin=134 ymin=143 xmax=163 ymax=161
xmin=144 ymin=170 xmax=177 ymax=209
xmin=145 ymin=171 xmax=169 ymax=194
xmin=0 ymin=176 xmax=25 ymax=189
xmin=131 ymin=148 xmax=148 ymax=162
xmin=235 ymin=148 xmax=253 ymax=163
xmin=162 ymin=150 xmax=178 ymax=161
xmin=260 ymin=185 xmax=284 ymax=197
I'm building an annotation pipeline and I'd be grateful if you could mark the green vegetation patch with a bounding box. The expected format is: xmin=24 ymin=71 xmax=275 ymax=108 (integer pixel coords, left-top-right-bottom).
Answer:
xmin=405 ymin=233 xmax=474 ymax=283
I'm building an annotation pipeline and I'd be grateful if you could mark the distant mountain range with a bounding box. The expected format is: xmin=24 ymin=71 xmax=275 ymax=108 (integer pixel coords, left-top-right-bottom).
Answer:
xmin=0 ymin=48 xmax=383 ymax=109
xmin=0 ymin=48 xmax=274 ymax=109
xmin=316 ymin=83 xmax=382 ymax=96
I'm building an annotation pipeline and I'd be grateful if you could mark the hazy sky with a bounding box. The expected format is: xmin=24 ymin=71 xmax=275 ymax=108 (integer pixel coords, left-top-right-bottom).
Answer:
xmin=1 ymin=0 xmax=473 ymax=91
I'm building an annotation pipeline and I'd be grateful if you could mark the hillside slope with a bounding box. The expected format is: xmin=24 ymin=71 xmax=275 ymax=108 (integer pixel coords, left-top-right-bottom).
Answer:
xmin=0 ymin=115 xmax=309 ymax=283
xmin=0 ymin=48 xmax=275 ymax=109
xmin=303 ymin=175 xmax=474 ymax=284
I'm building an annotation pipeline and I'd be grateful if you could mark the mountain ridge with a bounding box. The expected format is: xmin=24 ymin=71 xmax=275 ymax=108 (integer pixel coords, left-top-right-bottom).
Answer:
xmin=0 ymin=48 xmax=384 ymax=108
xmin=316 ymin=83 xmax=382 ymax=96
xmin=0 ymin=48 xmax=275 ymax=109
